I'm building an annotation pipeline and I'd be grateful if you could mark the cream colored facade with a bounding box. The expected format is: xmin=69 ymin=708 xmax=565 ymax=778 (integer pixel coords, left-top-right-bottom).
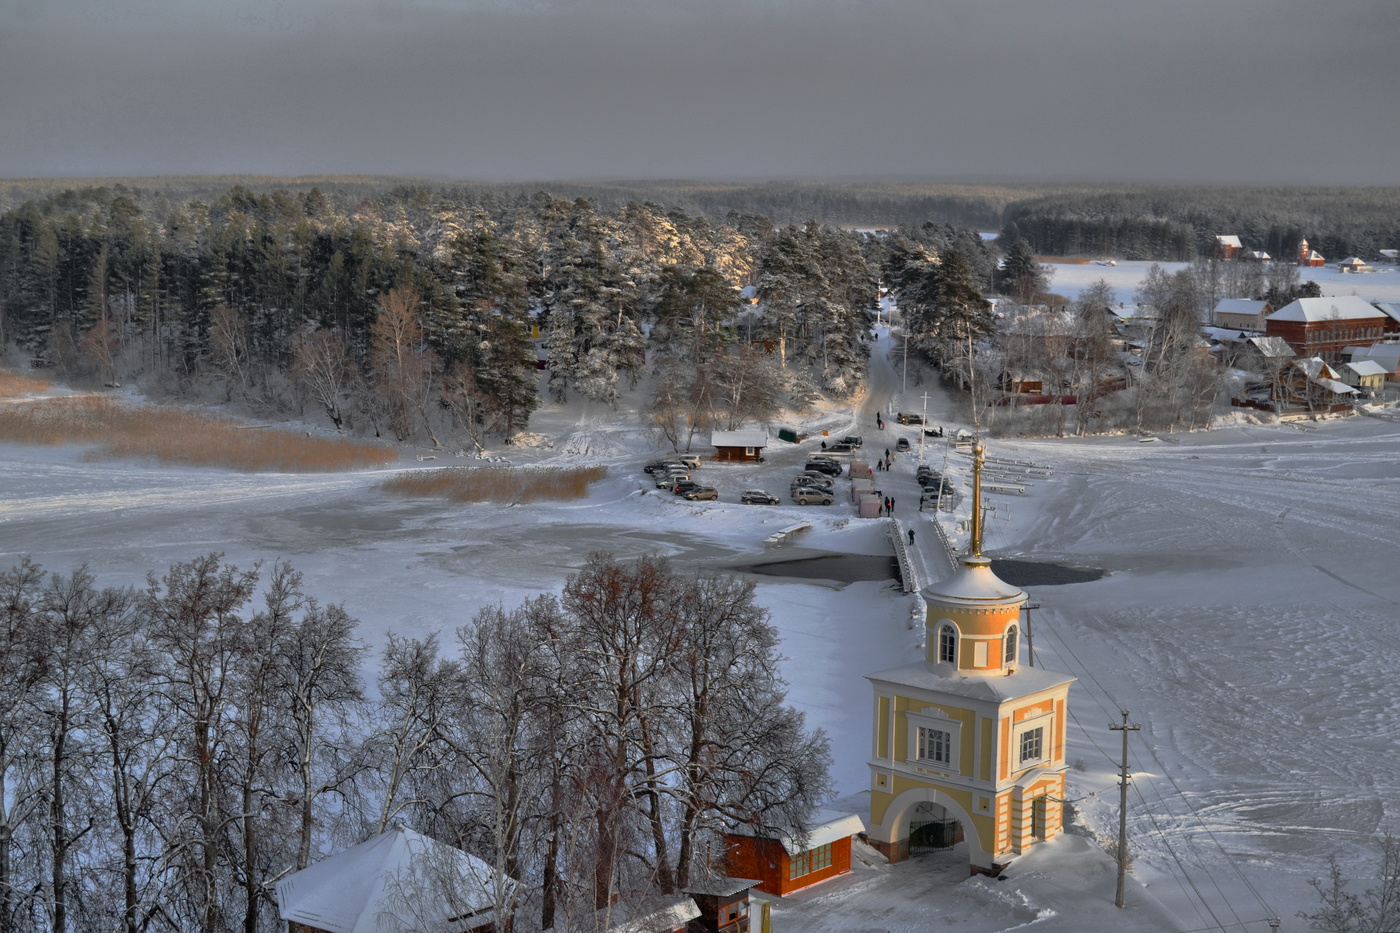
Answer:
xmin=865 ymin=445 xmax=1075 ymax=874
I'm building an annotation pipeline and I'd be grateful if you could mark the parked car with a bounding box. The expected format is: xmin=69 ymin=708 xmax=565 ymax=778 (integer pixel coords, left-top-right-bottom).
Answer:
xmin=825 ymin=442 xmax=856 ymax=454
xmin=896 ymin=437 xmax=912 ymax=452
xmin=676 ymin=453 xmax=702 ymax=469
xmin=644 ymin=458 xmax=686 ymax=474
xmin=916 ymin=467 xmax=942 ymax=485
xmin=680 ymin=485 xmax=718 ymax=501
xmin=741 ymin=490 xmax=781 ymax=505
xmin=655 ymin=471 xmax=690 ymax=489
xmin=896 ymin=412 xmax=924 ymax=425
xmin=791 ymin=487 xmax=834 ymax=505
xmin=804 ymin=460 xmax=843 ymax=476
xmin=794 ymin=471 xmax=835 ymax=488
xmin=840 ymin=435 xmax=864 ymax=448
xmin=792 ymin=478 xmax=833 ymax=494
xmin=671 ymin=480 xmax=704 ymax=497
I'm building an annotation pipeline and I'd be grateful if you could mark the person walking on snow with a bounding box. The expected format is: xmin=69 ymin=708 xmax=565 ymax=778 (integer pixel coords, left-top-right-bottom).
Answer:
xmin=908 ymin=528 xmax=915 ymax=546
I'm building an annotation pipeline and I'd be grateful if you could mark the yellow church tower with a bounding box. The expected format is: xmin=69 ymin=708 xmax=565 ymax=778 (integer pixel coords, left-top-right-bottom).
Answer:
xmin=865 ymin=442 xmax=1076 ymax=875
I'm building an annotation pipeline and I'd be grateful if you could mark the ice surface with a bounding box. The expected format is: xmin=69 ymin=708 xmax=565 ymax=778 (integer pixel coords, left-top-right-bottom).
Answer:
xmin=6 ymin=317 xmax=1400 ymax=931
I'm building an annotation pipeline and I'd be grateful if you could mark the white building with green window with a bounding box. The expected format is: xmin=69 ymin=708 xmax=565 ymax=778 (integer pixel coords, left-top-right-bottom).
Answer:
xmin=864 ymin=443 xmax=1076 ymax=875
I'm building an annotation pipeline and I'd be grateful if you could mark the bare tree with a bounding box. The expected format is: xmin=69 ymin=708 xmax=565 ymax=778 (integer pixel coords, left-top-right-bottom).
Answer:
xmin=141 ymin=555 xmax=260 ymax=933
xmin=371 ymin=288 xmax=440 ymax=445
xmin=290 ymin=326 xmax=357 ymax=431
xmin=0 ymin=559 xmax=48 ymax=933
xmin=1300 ymin=834 xmax=1400 ymax=933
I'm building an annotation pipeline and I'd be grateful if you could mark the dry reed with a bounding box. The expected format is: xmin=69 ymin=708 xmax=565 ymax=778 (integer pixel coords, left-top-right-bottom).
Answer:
xmin=0 ymin=370 xmax=52 ymax=397
xmin=381 ymin=465 xmax=607 ymax=504
xmin=0 ymin=396 xmax=394 ymax=472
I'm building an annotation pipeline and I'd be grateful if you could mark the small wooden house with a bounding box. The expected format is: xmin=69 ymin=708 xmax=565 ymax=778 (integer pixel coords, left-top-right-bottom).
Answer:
xmin=1212 ymin=298 xmax=1273 ymax=332
xmin=1338 ymin=257 xmax=1373 ymax=273
xmin=682 ymin=877 xmax=755 ymax=933
xmin=1341 ymin=359 xmax=1388 ymax=395
xmin=1297 ymin=239 xmax=1326 ymax=267
xmin=710 ymin=430 xmax=768 ymax=463
xmin=276 ymin=824 xmax=515 ymax=933
xmin=724 ymin=812 xmax=865 ymax=897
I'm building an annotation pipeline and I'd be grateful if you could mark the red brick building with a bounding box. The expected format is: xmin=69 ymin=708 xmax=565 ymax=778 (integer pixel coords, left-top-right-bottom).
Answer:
xmin=1265 ymin=296 xmax=1388 ymax=364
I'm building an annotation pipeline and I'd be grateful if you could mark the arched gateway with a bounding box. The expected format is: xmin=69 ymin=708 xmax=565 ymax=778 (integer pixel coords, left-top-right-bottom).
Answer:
xmin=865 ymin=442 xmax=1076 ymax=875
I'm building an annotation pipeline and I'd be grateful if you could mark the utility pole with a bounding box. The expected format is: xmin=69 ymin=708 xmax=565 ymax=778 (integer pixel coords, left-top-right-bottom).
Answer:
xmin=1110 ymin=710 xmax=1141 ymax=908
xmin=919 ymin=391 xmax=931 ymax=460
xmin=1021 ymin=602 xmax=1040 ymax=667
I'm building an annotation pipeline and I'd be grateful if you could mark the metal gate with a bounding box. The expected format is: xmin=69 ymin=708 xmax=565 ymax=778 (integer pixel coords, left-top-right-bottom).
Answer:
xmin=908 ymin=817 xmax=959 ymax=853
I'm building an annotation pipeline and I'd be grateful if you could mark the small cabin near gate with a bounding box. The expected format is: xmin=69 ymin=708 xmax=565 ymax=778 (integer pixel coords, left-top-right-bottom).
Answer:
xmin=710 ymin=430 xmax=768 ymax=463
xmin=724 ymin=812 xmax=865 ymax=897
xmin=683 ymin=877 xmax=755 ymax=933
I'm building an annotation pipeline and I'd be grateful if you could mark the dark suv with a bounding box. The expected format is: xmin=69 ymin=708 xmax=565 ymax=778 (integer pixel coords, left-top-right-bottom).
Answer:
xmin=804 ymin=460 xmax=842 ymax=477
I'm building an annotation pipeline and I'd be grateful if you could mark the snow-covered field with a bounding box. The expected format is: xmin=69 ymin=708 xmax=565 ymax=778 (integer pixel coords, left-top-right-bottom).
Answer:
xmin=1047 ymin=257 xmax=1400 ymax=307
xmin=5 ymin=330 xmax=1400 ymax=932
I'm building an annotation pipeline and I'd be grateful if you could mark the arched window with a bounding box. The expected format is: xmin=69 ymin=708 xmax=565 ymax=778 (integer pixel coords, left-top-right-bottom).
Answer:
xmin=1004 ymin=625 xmax=1018 ymax=665
xmin=938 ymin=624 xmax=957 ymax=664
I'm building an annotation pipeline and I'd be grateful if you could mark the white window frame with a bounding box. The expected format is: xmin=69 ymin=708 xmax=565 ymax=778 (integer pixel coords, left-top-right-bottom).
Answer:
xmin=1012 ymin=712 xmax=1053 ymax=771
xmin=907 ymin=707 xmax=961 ymax=771
xmin=937 ymin=622 xmax=957 ymax=664
xmin=1004 ymin=625 xmax=1018 ymax=665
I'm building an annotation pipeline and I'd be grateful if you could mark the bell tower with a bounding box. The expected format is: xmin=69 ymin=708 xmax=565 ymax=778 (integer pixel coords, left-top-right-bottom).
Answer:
xmin=865 ymin=442 xmax=1076 ymax=875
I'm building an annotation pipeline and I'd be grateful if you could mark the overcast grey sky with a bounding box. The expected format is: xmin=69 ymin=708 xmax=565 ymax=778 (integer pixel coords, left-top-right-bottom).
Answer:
xmin=2 ymin=0 xmax=1396 ymax=185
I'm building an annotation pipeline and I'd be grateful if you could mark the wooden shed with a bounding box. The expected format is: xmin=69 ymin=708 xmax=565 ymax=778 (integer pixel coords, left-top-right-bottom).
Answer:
xmin=710 ymin=430 xmax=768 ymax=463
xmin=723 ymin=812 xmax=865 ymax=897
xmin=682 ymin=877 xmax=755 ymax=933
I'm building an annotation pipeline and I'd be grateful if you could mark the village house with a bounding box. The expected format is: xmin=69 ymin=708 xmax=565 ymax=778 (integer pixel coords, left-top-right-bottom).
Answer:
xmin=1373 ymin=302 xmax=1400 ymax=335
xmin=1265 ymin=296 xmax=1388 ymax=364
xmin=1340 ymin=359 xmax=1388 ymax=396
xmin=1337 ymin=257 xmax=1373 ymax=273
xmin=1214 ymin=235 xmax=1243 ymax=259
xmin=1273 ymin=357 xmax=1359 ymax=413
xmin=1346 ymin=343 xmax=1400 ymax=384
xmin=1298 ymin=238 xmax=1326 ymax=267
xmin=864 ymin=444 xmax=1075 ymax=876
xmin=724 ymin=811 xmax=865 ymax=897
xmin=1211 ymin=298 xmax=1273 ymax=332
xmin=709 ymin=429 xmax=768 ymax=462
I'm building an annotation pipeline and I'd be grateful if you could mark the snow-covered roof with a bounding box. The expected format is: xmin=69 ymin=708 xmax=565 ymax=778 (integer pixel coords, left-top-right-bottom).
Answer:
xmin=1246 ymin=250 xmax=1272 ymax=260
xmin=1373 ymin=303 xmax=1400 ymax=323
xmin=1268 ymin=296 xmax=1385 ymax=323
xmin=1380 ymin=249 xmax=1399 ymax=260
xmin=601 ymin=896 xmax=702 ymax=933
xmin=924 ymin=556 xmax=1024 ymax=606
xmin=1246 ymin=335 xmax=1294 ymax=359
xmin=1338 ymin=257 xmax=1369 ymax=266
xmin=1213 ymin=298 xmax=1270 ymax=318
xmin=1215 ymin=235 xmax=1242 ymax=248
xmin=276 ymin=825 xmax=510 ymax=933
xmin=727 ymin=811 xmax=867 ymax=856
xmin=867 ymin=659 xmax=1076 ymax=704
xmin=1345 ymin=360 xmax=1389 ymax=378
xmin=1294 ymin=357 xmax=1339 ymax=381
xmin=710 ymin=430 xmax=768 ymax=448
xmin=1317 ymin=378 xmax=1358 ymax=395
xmin=1350 ymin=344 xmax=1400 ymax=371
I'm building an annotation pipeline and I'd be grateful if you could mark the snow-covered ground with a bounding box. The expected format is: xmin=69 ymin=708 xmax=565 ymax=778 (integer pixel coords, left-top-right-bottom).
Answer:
xmin=5 ymin=325 xmax=1400 ymax=932
xmin=1047 ymin=258 xmax=1400 ymax=306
